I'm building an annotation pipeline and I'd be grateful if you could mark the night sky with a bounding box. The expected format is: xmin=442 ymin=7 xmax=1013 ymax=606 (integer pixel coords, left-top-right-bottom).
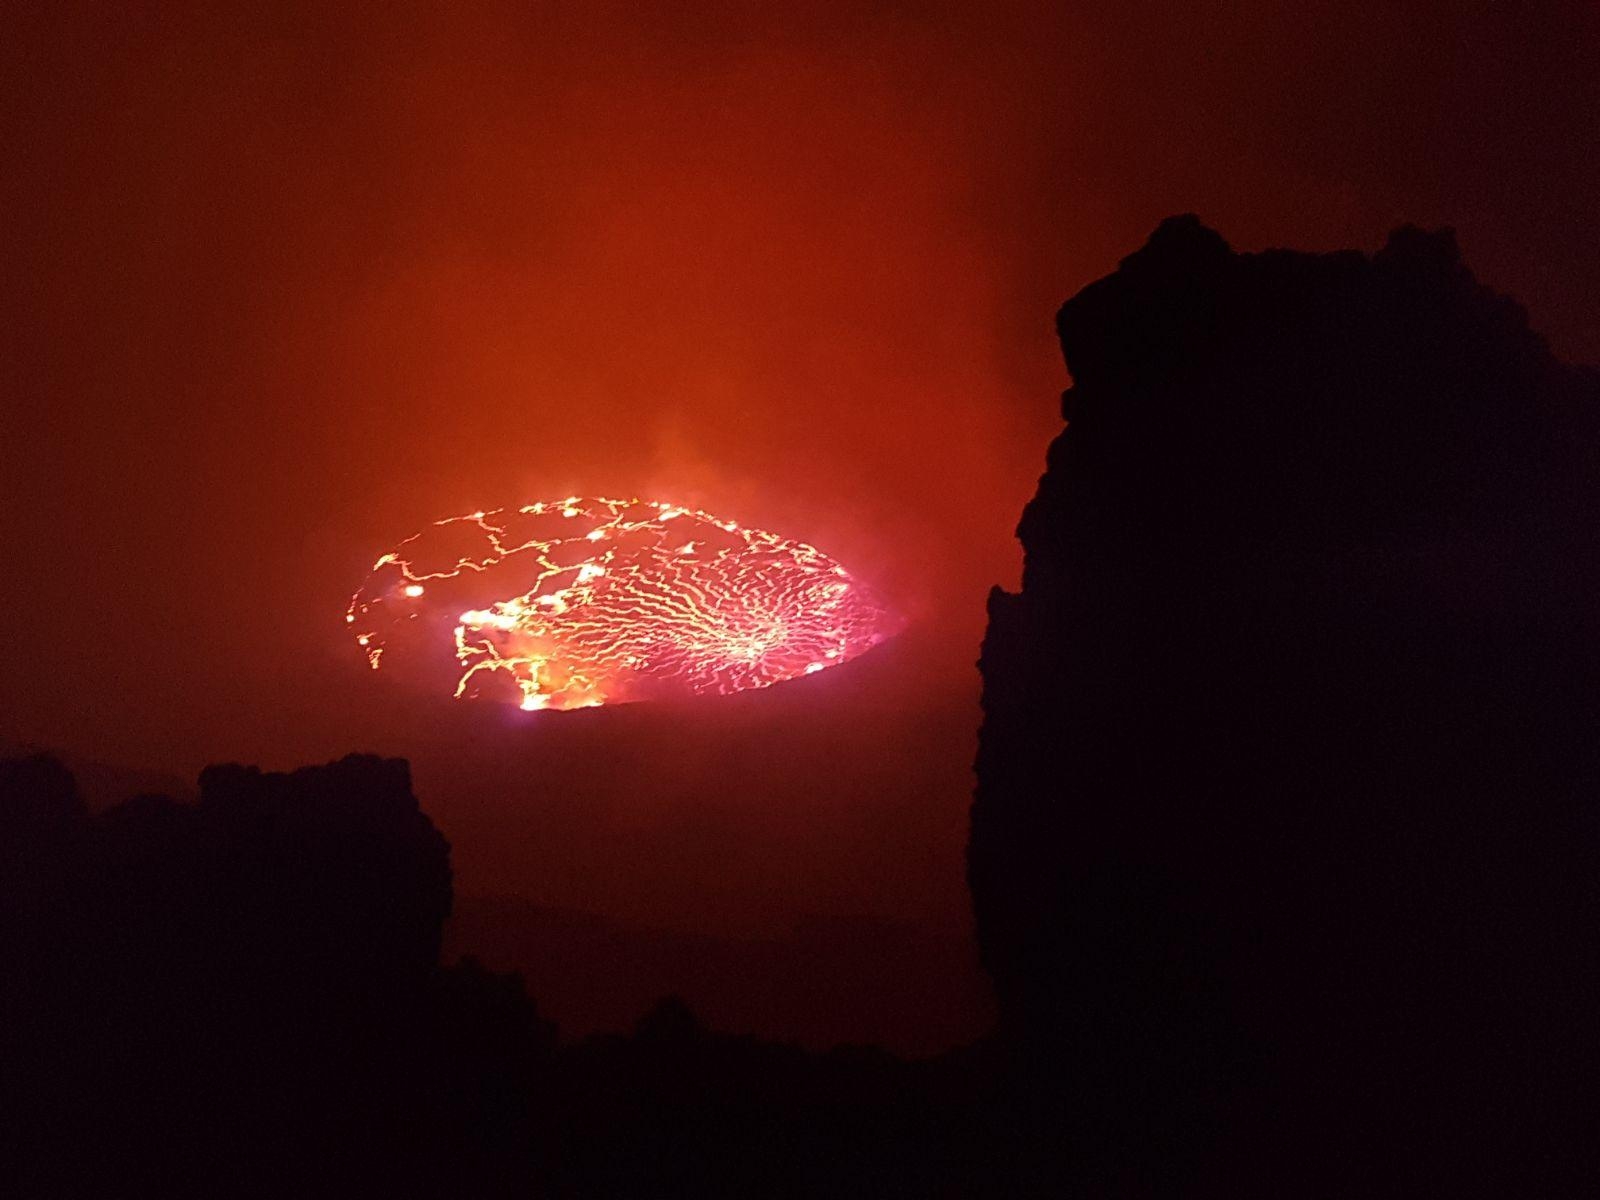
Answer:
xmin=5 ymin=1 xmax=1597 ymax=1051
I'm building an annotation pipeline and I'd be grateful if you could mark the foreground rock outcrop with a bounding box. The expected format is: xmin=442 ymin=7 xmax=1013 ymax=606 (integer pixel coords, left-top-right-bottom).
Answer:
xmin=0 ymin=752 xmax=992 ymax=1197
xmin=0 ymin=754 xmax=459 ymax=1195
xmin=972 ymin=217 xmax=1600 ymax=1193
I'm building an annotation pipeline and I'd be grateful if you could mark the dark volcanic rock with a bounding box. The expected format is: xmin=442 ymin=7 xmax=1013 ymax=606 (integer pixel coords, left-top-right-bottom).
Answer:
xmin=0 ymin=752 xmax=462 ymax=1196
xmin=196 ymin=753 xmax=454 ymax=985
xmin=971 ymin=216 xmax=1600 ymax=1194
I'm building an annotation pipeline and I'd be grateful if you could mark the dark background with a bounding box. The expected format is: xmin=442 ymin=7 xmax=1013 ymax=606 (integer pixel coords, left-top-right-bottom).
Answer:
xmin=4 ymin=0 xmax=1597 ymax=1053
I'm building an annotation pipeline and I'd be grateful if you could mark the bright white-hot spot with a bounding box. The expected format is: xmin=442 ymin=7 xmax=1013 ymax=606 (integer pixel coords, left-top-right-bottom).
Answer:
xmin=345 ymin=497 xmax=903 ymax=712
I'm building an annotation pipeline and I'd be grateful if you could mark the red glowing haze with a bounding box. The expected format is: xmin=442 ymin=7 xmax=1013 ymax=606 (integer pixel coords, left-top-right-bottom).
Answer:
xmin=3 ymin=1 xmax=1595 ymax=1051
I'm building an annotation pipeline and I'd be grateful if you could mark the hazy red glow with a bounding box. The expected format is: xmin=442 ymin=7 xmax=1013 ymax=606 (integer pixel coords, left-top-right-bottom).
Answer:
xmin=347 ymin=498 xmax=903 ymax=711
xmin=7 ymin=0 xmax=1595 ymax=1053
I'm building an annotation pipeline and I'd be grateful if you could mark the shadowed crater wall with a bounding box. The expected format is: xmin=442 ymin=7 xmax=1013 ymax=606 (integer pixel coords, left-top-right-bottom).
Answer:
xmin=971 ymin=216 xmax=1600 ymax=1193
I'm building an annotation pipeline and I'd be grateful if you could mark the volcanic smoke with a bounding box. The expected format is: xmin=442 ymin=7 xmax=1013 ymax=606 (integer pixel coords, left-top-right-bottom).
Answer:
xmin=346 ymin=498 xmax=903 ymax=712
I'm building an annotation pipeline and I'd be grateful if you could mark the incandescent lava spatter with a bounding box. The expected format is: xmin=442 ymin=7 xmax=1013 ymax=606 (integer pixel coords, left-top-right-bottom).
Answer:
xmin=346 ymin=498 xmax=904 ymax=712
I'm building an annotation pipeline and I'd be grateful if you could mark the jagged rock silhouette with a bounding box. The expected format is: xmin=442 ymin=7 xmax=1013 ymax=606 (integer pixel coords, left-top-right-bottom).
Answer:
xmin=0 ymin=751 xmax=983 ymax=1198
xmin=972 ymin=215 xmax=1600 ymax=1195
xmin=0 ymin=754 xmax=470 ymax=1197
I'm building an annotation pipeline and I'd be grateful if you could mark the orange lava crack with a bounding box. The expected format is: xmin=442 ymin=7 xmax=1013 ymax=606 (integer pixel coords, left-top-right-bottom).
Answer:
xmin=346 ymin=498 xmax=902 ymax=711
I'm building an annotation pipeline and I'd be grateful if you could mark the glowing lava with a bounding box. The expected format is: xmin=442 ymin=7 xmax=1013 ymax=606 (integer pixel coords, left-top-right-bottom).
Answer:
xmin=346 ymin=498 xmax=903 ymax=711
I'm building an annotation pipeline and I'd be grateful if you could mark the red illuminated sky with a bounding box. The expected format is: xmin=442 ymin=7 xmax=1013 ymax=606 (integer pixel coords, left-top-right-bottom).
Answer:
xmin=3 ymin=1 xmax=1596 ymax=1049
